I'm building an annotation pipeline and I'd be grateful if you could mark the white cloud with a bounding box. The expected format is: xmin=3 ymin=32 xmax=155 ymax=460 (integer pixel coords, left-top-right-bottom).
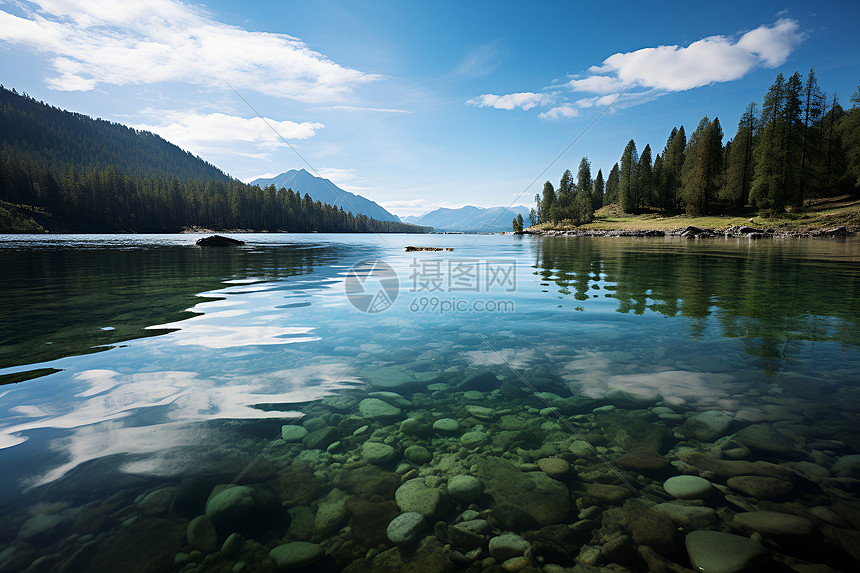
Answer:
xmin=466 ymin=92 xmax=553 ymax=111
xmin=538 ymin=105 xmax=579 ymax=120
xmin=0 ymin=0 xmax=378 ymax=101
xmin=736 ymin=18 xmax=802 ymax=67
xmin=132 ymin=110 xmax=323 ymax=153
xmin=565 ymin=75 xmax=628 ymax=94
xmin=578 ymin=19 xmax=802 ymax=94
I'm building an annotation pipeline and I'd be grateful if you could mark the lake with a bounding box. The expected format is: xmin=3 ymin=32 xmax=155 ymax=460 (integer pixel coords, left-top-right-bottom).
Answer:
xmin=1 ymin=233 xmax=859 ymax=572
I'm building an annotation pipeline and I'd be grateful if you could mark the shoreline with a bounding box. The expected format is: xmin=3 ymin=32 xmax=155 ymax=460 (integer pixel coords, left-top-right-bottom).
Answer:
xmin=526 ymin=224 xmax=856 ymax=239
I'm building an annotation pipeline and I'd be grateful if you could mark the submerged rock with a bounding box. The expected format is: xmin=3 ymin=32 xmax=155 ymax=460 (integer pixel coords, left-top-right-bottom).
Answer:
xmin=489 ymin=533 xmax=531 ymax=562
xmin=204 ymin=485 xmax=272 ymax=528
xmin=361 ymin=442 xmax=397 ymax=465
xmin=386 ymin=512 xmax=426 ymax=545
xmin=683 ymin=452 xmax=795 ymax=481
xmin=395 ymin=478 xmax=449 ymax=518
xmin=653 ymin=503 xmax=717 ymax=529
xmin=404 ymin=445 xmax=432 ymax=465
xmin=447 ymin=475 xmax=484 ymax=504
xmin=537 ymin=457 xmax=570 ymax=480
xmin=726 ymin=475 xmax=795 ymax=500
xmin=268 ymin=542 xmax=323 ymax=569
xmin=358 ymin=398 xmax=401 ymax=420
xmin=733 ymin=424 xmax=798 ymax=457
xmin=733 ymin=510 xmax=815 ymax=537
xmin=478 ymin=458 xmax=569 ymax=526
xmin=683 ymin=410 xmax=732 ymax=441
xmin=281 ymin=425 xmax=309 ymax=442
xmin=432 ymin=418 xmax=460 ymax=434
xmin=663 ymin=475 xmax=715 ymax=500
xmin=685 ymin=530 xmax=768 ymax=573
xmin=186 ymin=515 xmax=217 ymax=552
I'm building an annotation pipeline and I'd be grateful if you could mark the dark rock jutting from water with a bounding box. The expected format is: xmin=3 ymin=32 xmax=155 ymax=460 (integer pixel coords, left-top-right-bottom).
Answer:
xmin=195 ymin=235 xmax=245 ymax=246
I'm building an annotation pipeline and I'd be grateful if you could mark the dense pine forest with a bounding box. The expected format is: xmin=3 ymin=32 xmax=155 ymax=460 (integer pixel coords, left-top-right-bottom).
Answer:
xmin=533 ymin=69 xmax=860 ymax=226
xmin=0 ymin=87 xmax=428 ymax=233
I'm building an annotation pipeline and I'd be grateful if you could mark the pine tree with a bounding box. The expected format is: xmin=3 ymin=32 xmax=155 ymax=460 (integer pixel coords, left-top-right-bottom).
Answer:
xmin=722 ymin=102 xmax=758 ymax=207
xmin=637 ymin=144 xmax=653 ymax=209
xmin=572 ymin=187 xmax=594 ymax=225
xmin=592 ymin=169 xmax=604 ymax=210
xmin=681 ymin=117 xmax=723 ymax=215
xmin=576 ymin=157 xmax=592 ymax=199
xmin=557 ymin=169 xmax=575 ymax=220
xmin=750 ymin=72 xmax=804 ymax=211
xmin=798 ymin=67 xmax=826 ymax=202
xmin=540 ymin=181 xmax=558 ymax=223
xmin=656 ymin=126 xmax=686 ymax=211
xmin=604 ymin=163 xmax=620 ymax=205
xmin=618 ymin=140 xmax=638 ymax=213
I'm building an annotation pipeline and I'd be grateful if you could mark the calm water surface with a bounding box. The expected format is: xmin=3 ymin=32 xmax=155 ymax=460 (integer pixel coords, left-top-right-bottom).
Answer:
xmin=1 ymin=233 xmax=859 ymax=572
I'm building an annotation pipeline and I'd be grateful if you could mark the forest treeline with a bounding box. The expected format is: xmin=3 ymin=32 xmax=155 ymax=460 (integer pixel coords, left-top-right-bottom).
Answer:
xmin=533 ymin=68 xmax=860 ymax=226
xmin=0 ymin=87 xmax=428 ymax=233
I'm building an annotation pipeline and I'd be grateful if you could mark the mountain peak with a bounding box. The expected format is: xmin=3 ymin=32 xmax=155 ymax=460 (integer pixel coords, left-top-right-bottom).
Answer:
xmin=251 ymin=169 xmax=400 ymax=223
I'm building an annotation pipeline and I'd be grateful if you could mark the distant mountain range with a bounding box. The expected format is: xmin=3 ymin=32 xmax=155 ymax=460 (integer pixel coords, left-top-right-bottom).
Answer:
xmin=403 ymin=205 xmax=531 ymax=232
xmin=251 ymin=169 xmax=400 ymax=223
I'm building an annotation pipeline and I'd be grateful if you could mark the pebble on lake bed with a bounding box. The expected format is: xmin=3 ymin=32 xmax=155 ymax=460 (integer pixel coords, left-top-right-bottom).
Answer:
xmin=663 ymin=475 xmax=715 ymax=499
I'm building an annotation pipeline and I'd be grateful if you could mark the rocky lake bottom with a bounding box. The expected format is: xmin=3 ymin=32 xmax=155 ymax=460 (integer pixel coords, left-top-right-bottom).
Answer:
xmin=3 ymin=365 xmax=860 ymax=573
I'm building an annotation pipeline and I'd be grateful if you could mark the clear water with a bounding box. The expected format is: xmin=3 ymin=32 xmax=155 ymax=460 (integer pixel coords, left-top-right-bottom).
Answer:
xmin=1 ymin=233 xmax=859 ymax=572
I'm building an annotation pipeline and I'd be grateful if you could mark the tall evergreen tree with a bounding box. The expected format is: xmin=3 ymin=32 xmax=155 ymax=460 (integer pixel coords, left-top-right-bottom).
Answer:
xmin=798 ymin=67 xmax=826 ymax=203
xmin=604 ymin=163 xmax=620 ymax=205
xmin=656 ymin=126 xmax=686 ymax=211
xmin=751 ymin=72 xmax=804 ymax=210
xmin=637 ymin=144 xmax=653 ymax=209
xmin=722 ymin=102 xmax=758 ymax=207
xmin=618 ymin=140 xmax=639 ymax=213
xmin=540 ymin=180 xmax=558 ymax=223
xmin=592 ymin=169 xmax=604 ymax=210
xmin=557 ymin=169 xmax=575 ymax=220
xmin=681 ymin=117 xmax=723 ymax=215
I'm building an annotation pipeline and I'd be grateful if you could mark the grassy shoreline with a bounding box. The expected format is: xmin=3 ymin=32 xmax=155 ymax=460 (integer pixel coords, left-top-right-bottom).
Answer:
xmin=528 ymin=195 xmax=860 ymax=234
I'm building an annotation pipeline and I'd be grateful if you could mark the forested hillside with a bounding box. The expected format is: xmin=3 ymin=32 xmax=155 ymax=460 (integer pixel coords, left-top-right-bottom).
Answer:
xmin=534 ymin=69 xmax=860 ymax=226
xmin=0 ymin=87 xmax=428 ymax=233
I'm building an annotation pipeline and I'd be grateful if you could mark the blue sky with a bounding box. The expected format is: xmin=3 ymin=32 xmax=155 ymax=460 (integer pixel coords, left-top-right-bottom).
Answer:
xmin=1 ymin=1 xmax=858 ymax=218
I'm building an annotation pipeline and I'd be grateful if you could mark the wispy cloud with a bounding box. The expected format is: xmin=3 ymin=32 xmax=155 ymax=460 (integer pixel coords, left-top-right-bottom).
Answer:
xmin=132 ymin=110 xmax=323 ymax=155
xmin=0 ymin=0 xmax=378 ymax=101
xmin=468 ymin=19 xmax=803 ymax=118
xmin=466 ymin=92 xmax=553 ymax=111
xmin=451 ymin=40 xmax=505 ymax=78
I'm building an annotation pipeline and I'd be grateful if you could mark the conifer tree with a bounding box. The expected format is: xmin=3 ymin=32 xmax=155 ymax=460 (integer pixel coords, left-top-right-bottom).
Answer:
xmin=540 ymin=181 xmax=558 ymax=223
xmin=618 ymin=140 xmax=638 ymax=213
xmin=557 ymin=169 xmax=575 ymax=220
xmin=592 ymin=169 xmax=604 ymax=210
xmin=604 ymin=163 xmax=620 ymax=205
xmin=637 ymin=144 xmax=653 ymax=209
xmin=681 ymin=117 xmax=723 ymax=215
xmin=798 ymin=67 xmax=826 ymax=202
xmin=722 ymin=102 xmax=758 ymax=207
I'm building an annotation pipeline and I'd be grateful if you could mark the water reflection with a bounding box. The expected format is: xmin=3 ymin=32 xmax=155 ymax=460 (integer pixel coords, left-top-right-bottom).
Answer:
xmin=534 ymin=237 xmax=860 ymax=371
